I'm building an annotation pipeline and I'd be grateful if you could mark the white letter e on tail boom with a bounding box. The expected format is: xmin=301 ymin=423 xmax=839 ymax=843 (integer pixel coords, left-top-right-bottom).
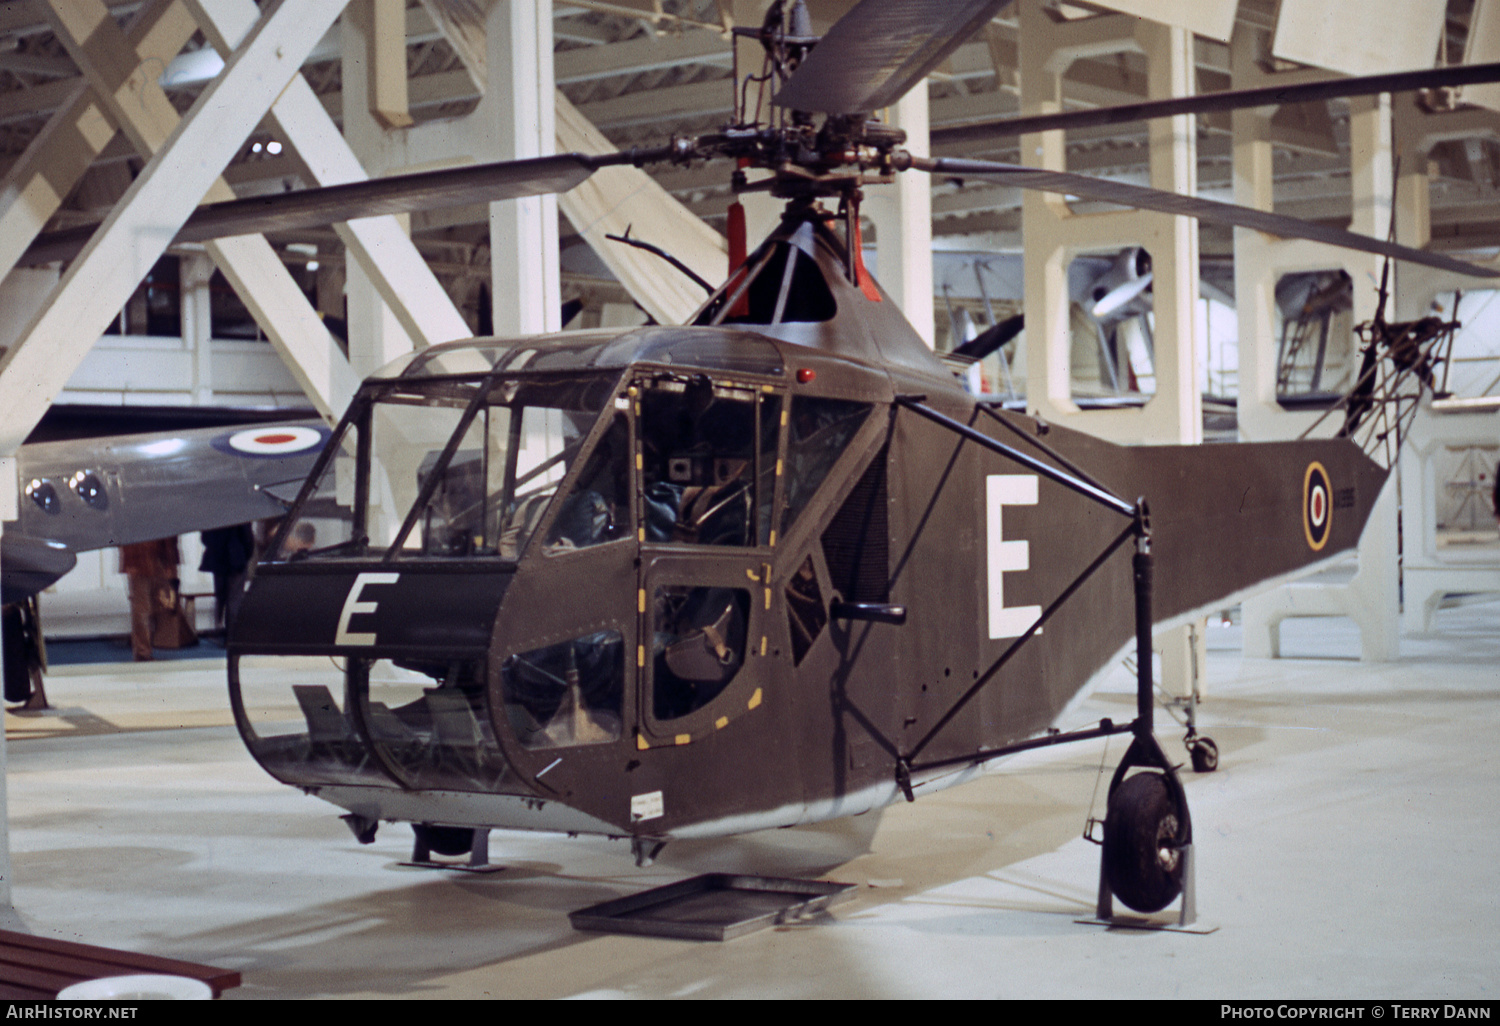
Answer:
xmin=986 ymin=475 xmax=1041 ymax=640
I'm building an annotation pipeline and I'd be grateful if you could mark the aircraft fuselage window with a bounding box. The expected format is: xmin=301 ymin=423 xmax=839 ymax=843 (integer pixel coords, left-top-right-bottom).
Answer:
xmin=638 ymin=378 xmax=780 ymax=548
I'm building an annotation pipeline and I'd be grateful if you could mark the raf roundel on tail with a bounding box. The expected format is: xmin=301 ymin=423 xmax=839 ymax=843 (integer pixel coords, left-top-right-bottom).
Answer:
xmin=1303 ymin=462 xmax=1332 ymax=552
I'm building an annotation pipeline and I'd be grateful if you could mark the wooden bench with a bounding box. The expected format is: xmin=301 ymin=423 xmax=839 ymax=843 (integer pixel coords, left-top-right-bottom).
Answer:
xmin=0 ymin=929 xmax=240 ymax=999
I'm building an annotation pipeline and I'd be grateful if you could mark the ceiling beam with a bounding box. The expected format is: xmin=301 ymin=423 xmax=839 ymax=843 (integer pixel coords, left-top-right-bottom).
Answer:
xmin=0 ymin=0 xmax=353 ymax=453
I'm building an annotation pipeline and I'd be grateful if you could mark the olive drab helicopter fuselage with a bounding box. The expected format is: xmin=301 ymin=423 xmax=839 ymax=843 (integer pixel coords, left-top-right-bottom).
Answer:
xmin=215 ymin=0 xmax=1479 ymax=915
xmin=228 ymin=205 xmax=1388 ymax=895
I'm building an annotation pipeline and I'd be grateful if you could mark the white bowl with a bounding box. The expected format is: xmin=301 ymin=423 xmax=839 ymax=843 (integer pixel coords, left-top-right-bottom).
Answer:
xmin=56 ymin=974 xmax=213 ymax=1000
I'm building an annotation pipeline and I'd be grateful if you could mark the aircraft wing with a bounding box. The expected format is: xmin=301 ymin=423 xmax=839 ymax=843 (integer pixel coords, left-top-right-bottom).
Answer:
xmin=3 ymin=420 xmax=328 ymax=603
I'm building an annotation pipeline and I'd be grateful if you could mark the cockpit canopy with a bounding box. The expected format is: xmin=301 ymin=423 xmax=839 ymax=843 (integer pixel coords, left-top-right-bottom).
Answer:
xmin=272 ymin=370 xmax=621 ymax=564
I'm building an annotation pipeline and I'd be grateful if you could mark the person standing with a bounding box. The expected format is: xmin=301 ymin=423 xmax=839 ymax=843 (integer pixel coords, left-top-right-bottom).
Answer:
xmin=120 ymin=537 xmax=195 ymax=660
xmin=199 ymin=523 xmax=256 ymax=629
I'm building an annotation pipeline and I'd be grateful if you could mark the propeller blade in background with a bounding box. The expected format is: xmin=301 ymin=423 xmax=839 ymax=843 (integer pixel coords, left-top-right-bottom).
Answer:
xmin=951 ymin=313 xmax=1024 ymax=360
xmin=772 ymin=0 xmax=1013 ymax=115
xmin=911 ymin=156 xmax=1500 ymax=280
xmin=1092 ymin=273 xmax=1153 ymax=319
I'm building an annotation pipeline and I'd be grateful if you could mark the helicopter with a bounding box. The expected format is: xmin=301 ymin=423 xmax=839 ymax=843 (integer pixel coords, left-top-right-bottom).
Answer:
xmin=213 ymin=0 xmax=1487 ymax=918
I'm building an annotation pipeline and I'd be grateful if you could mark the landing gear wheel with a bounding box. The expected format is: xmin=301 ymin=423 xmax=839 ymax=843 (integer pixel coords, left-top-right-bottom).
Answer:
xmin=1189 ymin=737 xmax=1219 ymax=773
xmin=414 ymin=823 xmax=474 ymax=857
xmin=1104 ymin=771 xmax=1186 ymax=913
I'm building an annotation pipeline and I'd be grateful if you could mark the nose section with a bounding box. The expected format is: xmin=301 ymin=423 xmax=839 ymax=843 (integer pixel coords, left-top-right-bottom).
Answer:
xmin=228 ymin=566 xmax=519 ymax=793
xmin=230 ymin=567 xmax=511 ymax=656
xmin=230 ymin=652 xmax=524 ymax=795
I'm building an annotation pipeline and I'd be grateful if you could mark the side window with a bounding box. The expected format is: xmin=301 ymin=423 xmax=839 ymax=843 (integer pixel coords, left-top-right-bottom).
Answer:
xmin=781 ymin=397 xmax=871 ymax=535
xmin=544 ymin=413 xmax=631 ymax=552
xmin=651 ymin=586 xmax=751 ymax=721
xmin=501 ymin=631 xmax=624 ymax=748
xmin=638 ymin=377 xmax=780 ymax=548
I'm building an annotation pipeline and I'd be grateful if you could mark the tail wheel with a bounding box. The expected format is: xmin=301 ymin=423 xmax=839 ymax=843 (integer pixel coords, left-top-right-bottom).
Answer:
xmin=414 ymin=823 xmax=474 ymax=858
xmin=1104 ymin=771 xmax=1186 ymax=913
xmin=1189 ymin=737 xmax=1219 ymax=773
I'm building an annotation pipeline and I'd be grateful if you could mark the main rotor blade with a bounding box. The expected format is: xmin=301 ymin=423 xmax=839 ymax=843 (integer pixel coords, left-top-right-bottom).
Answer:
xmin=773 ymin=0 xmax=1013 ymax=115
xmin=23 ymin=150 xmax=666 ymax=267
xmin=932 ymin=61 xmax=1500 ymax=149
xmin=911 ymin=156 xmax=1500 ymax=279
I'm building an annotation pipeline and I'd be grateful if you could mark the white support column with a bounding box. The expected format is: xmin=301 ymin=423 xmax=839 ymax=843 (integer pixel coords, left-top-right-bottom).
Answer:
xmin=1230 ymin=24 xmax=1368 ymax=443
xmin=340 ymin=1 xmax=423 ymax=378
xmin=1143 ymin=19 xmax=1200 ymax=446
xmin=484 ymin=0 xmax=559 ymax=337
xmin=867 ymin=82 xmax=934 ymax=347
xmin=182 ymin=250 xmax=214 ymax=405
xmin=1397 ymin=403 xmax=1500 ymax=633
xmin=1386 ymin=96 xmax=1500 ymax=636
xmin=1018 ymin=1 xmax=1201 ymax=446
xmin=0 ymin=0 xmax=351 ymax=454
xmin=367 ymin=0 xmax=413 ymax=130
xmin=1231 ymin=24 xmax=1399 ymax=661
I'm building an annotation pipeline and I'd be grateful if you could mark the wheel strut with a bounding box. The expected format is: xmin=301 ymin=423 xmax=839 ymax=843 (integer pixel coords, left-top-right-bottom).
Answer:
xmin=1085 ymin=509 xmax=1207 ymax=930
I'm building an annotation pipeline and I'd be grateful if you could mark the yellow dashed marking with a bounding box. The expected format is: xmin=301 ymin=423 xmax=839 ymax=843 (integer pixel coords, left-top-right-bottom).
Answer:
xmin=675 ymin=734 xmax=691 ymax=746
xmin=715 ymin=716 xmax=729 ymax=730
xmin=748 ymin=688 xmax=762 ymax=710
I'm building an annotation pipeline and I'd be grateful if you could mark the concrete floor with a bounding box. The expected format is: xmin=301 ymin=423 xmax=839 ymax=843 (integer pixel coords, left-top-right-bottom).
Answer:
xmin=4 ymin=604 xmax=1498 ymax=1000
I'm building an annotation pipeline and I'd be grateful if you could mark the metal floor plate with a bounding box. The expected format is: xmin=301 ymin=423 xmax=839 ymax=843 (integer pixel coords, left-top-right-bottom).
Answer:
xmin=569 ymin=873 xmax=858 ymax=941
